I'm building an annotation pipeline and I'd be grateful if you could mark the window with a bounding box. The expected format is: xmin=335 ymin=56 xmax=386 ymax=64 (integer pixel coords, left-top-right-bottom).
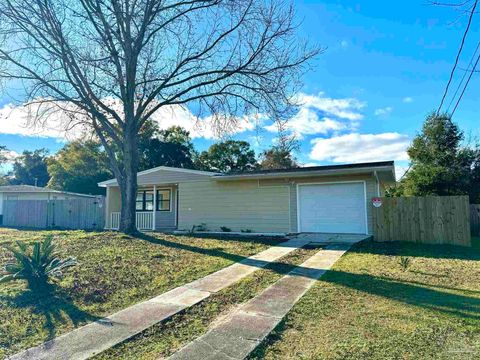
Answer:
xmin=156 ymin=189 xmax=171 ymax=211
xmin=135 ymin=189 xmax=171 ymax=211
xmin=136 ymin=190 xmax=154 ymax=211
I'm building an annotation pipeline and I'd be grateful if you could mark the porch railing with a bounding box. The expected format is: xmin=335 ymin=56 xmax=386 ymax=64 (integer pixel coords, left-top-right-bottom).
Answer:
xmin=136 ymin=211 xmax=154 ymax=230
xmin=111 ymin=212 xmax=120 ymax=230
xmin=110 ymin=211 xmax=153 ymax=231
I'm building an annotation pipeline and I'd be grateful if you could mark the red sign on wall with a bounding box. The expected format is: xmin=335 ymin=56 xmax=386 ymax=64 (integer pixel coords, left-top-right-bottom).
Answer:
xmin=372 ymin=197 xmax=382 ymax=208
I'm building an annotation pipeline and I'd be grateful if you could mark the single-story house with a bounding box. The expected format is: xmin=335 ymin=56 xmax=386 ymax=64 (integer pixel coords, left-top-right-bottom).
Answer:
xmin=0 ymin=185 xmax=98 ymax=222
xmin=99 ymin=161 xmax=395 ymax=235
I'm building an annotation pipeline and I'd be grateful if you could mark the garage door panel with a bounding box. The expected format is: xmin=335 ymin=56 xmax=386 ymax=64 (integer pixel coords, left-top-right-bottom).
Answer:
xmin=298 ymin=182 xmax=367 ymax=234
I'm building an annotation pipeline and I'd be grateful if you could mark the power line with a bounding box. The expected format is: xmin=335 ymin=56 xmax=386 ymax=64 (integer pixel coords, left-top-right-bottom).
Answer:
xmin=446 ymin=40 xmax=480 ymax=112
xmin=451 ymin=49 xmax=480 ymax=116
xmin=437 ymin=0 xmax=478 ymax=114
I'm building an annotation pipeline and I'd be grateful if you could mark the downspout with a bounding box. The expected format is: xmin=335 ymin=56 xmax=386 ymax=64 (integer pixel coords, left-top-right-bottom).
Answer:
xmin=374 ymin=171 xmax=381 ymax=197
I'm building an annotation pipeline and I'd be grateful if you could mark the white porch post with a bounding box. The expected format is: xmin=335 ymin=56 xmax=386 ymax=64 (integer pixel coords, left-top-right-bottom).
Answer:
xmin=105 ymin=187 xmax=110 ymax=229
xmin=152 ymin=185 xmax=156 ymax=231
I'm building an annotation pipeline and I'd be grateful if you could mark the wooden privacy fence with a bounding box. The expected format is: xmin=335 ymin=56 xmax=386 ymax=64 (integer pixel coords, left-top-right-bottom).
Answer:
xmin=471 ymin=204 xmax=480 ymax=236
xmin=372 ymin=196 xmax=471 ymax=247
xmin=3 ymin=197 xmax=105 ymax=230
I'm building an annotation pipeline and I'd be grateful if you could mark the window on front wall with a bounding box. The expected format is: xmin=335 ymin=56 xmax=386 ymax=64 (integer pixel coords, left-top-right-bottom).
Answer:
xmin=136 ymin=190 xmax=154 ymax=211
xmin=156 ymin=189 xmax=171 ymax=211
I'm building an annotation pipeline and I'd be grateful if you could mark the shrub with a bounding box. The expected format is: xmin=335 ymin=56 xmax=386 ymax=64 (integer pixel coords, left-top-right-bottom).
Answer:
xmin=241 ymin=229 xmax=253 ymax=233
xmin=0 ymin=236 xmax=77 ymax=291
xmin=220 ymin=226 xmax=232 ymax=232
xmin=191 ymin=223 xmax=208 ymax=233
xmin=398 ymin=256 xmax=412 ymax=272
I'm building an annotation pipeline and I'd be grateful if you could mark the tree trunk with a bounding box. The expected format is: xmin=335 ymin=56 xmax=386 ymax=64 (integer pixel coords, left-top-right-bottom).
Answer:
xmin=119 ymin=125 xmax=139 ymax=234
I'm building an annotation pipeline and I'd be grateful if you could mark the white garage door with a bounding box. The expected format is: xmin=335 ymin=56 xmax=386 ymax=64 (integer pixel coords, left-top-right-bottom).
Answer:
xmin=298 ymin=182 xmax=367 ymax=234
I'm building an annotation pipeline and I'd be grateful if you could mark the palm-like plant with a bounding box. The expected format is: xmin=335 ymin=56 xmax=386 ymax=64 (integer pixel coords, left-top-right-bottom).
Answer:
xmin=0 ymin=236 xmax=77 ymax=291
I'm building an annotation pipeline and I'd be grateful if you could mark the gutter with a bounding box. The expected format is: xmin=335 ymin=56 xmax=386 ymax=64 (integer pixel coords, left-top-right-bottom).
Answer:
xmin=213 ymin=166 xmax=395 ymax=181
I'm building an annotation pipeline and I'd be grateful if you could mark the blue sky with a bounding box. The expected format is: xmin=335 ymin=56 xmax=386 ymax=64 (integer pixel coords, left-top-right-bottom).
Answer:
xmin=1 ymin=0 xmax=479 ymax=178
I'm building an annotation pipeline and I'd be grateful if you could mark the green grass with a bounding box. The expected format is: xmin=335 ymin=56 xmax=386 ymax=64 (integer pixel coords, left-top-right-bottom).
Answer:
xmin=94 ymin=246 xmax=318 ymax=359
xmin=0 ymin=228 xmax=282 ymax=359
xmin=249 ymin=239 xmax=480 ymax=360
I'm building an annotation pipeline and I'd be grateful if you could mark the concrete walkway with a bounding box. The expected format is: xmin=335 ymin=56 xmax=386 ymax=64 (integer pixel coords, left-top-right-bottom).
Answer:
xmin=168 ymin=244 xmax=352 ymax=360
xmin=9 ymin=238 xmax=311 ymax=360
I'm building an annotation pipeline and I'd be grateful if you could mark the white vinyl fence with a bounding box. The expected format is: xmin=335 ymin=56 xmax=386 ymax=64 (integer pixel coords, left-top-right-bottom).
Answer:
xmin=3 ymin=197 xmax=105 ymax=230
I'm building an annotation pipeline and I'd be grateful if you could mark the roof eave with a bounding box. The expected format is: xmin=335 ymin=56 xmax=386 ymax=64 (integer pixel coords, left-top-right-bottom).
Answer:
xmin=213 ymin=165 xmax=396 ymax=182
xmin=98 ymin=166 xmax=221 ymax=187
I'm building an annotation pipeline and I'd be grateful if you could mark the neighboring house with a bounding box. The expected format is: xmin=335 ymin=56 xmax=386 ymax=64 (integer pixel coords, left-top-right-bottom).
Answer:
xmin=0 ymin=185 xmax=98 ymax=223
xmin=99 ymin=161 xmax=396 ymax=235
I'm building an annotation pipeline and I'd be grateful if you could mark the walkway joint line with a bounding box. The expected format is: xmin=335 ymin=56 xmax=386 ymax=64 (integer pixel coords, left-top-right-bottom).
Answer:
xmin=167 ymin=243 xmax=352 ymax=360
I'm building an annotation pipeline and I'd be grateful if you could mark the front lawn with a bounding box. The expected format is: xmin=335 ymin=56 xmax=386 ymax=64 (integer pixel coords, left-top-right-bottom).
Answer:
xmin=250 ymin=238 xmax=480 ymax=360
xmin=95 ymin=246 xmax=318 ymax=359
xmin=0 ymin=228 xmax=282 ymax=358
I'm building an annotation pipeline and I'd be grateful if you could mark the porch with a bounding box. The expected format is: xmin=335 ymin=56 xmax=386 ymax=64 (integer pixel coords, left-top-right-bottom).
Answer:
xmin=107 ymin=184 xmax=178 ymax=231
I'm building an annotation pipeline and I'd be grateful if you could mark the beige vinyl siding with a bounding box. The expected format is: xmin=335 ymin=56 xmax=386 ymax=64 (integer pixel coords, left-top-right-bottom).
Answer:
xmin=178 ymin=180 xmax=290 ymax=233
xmin=138 ymin=169 xmax=212 ymax=185
xmin=155 ymin=187 xmax=177 ymax=229
xmin=104 ymin=169 xmax=214 ymax=187
xmin=105 ymin=187 xmax=121 ymax=228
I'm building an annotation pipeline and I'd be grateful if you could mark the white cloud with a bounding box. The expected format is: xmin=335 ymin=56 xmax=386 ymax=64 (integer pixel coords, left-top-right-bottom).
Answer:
xmin=3 ymin=150 xmax=20 ymax=163
xmin=264 ymin=92 xmax=365 ymax=138
xmin=264 ymin=108 xmax=347 ymax=139
xmin=309 ymin=132 xmax=410 ymax=163
xmin=0 ymin=102 xmax=260 ymax=141
xmin=374 ymin=107 xmax=393 ymax=117
xmin=149 ymin=105 xmax=261 ymax=140
xmin=0 ymin=103 xmax=87 ymax=140
xmin=402 ymin=97 xmax=413 ymax=103
xmin=298 ymin=92 xmax=365 ymax=121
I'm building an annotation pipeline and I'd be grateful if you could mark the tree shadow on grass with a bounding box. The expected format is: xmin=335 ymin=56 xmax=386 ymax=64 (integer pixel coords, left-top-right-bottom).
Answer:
xmin=137 ymin=233 xmax=285 ymax=265
xmin=322 ymin=270 xmax=480 ymax=320
xmin=250 ymin=269 xmax=480 ymax=359
xmin=1 ymin=284 xmax=100 ymax=343
xmin=348 ymin=239 xmax=480 ymax=261
xmin=137 ymin=233 xmax=350 ymax=281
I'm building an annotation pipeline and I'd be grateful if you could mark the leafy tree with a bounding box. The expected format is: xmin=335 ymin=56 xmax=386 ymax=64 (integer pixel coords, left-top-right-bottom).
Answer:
xmin=47 ymin=141 xmax=112 ymax=195
xmin=139 ymin=124 xmax=196 ymax=171
xmin=0 ymin=146 xmax=13 ymax=184
xmin=0 ymin=0 xmax=318 ymax=233
xmin=259 ymin=130 xmax=299 ymax=170
xmin=400 ymin=113 xmax=480 ymax=202
xmin=0 ymin=145 xmax=8 ymax=165
xmin=12 ymin=149 xmax=50 ymax=187
xmin=196 ymin=140 xmax=257 ymax=173
xmin=259 ymin=147 xmax=298 ymax=170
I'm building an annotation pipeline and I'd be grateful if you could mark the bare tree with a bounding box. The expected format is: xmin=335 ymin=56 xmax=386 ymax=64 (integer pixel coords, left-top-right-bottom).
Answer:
xmin=0 ymin=0 xmax=319 ymax=233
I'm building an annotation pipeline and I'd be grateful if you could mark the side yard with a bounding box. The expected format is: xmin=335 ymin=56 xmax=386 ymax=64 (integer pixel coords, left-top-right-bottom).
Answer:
xmin=250 ymin=238 xmax=480 ymax=360
xmin=0 ymin=229 xmax=282 ymax=358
